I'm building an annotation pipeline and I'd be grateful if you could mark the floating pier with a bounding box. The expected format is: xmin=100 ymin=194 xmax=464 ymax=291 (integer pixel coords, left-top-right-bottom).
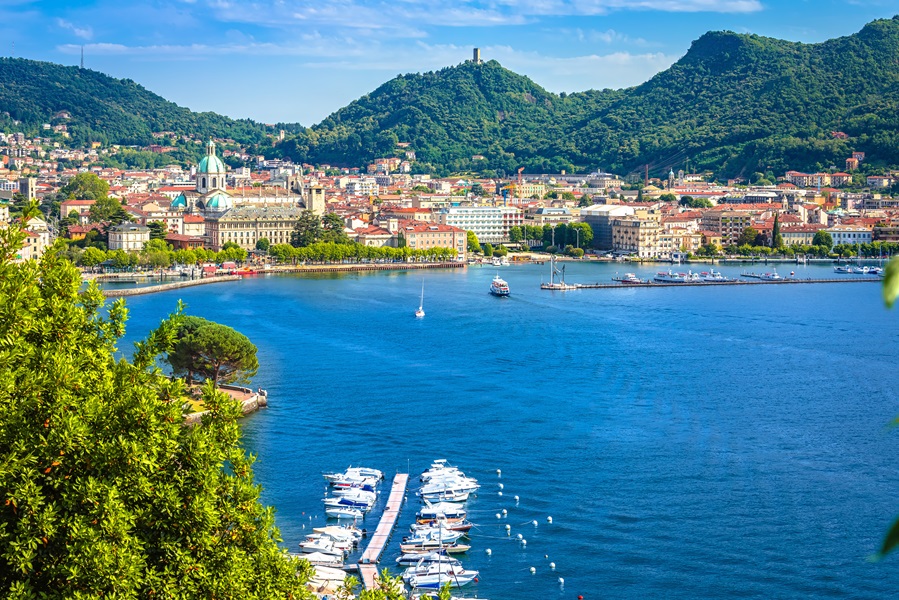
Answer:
xmin=568 ymin=277 xmax=882 ymax=290
xmin=358 ymin=473 xmax=409 ymax=590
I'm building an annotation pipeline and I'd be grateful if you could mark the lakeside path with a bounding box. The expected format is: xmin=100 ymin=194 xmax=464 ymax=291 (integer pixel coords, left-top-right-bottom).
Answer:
xmin=101 ymin=275 xmax=242 ymax=297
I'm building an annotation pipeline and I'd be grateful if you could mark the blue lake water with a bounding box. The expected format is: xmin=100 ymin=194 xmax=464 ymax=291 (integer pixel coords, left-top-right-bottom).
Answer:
xmin=117 ymin=261 xmax=899 ymax=599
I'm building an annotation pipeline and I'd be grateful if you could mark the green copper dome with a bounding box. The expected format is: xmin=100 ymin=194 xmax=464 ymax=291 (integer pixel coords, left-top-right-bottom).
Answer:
xmin=205 ymin=192 xmax=232 ymax=210
xmin=198 ymin=139 xmax=226 ymax=174
xmin=170 ymin=193 xmax=187 ymax=208
xmin=198 ymin=154 xmax=226 ymax=174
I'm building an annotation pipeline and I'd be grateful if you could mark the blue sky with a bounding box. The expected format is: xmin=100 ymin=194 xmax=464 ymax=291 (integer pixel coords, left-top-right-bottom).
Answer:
xmin=2 ymin=1 xmax=897 ymax=126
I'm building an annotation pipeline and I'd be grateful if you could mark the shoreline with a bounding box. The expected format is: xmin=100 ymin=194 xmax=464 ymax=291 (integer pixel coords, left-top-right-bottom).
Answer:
xmin=96 ymin=262 xmax=465 ymax=297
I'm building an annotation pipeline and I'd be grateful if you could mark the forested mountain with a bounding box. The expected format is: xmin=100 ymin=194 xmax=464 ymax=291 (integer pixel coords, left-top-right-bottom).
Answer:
xmin=280 ymin=16 xmax=899 ymax=178
xmin=0 ymin=58 xmax=283 ymax=147
xmin=3 ymin=16 xmax=899 ymax=178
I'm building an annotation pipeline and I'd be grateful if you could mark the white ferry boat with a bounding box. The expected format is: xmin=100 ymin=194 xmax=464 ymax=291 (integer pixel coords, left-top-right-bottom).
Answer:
xmin=654 ymin=270 xmax=700 ymax=283
xmin=489 ymin=275 xmax=510 ymax=296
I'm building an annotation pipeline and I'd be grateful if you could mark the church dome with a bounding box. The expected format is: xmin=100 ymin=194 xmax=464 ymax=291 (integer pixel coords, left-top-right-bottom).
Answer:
xmin=198 ymin=154 xmax=226 ymax=174
xmin=198 ymin=139 xmax=226 ymax=174
xmin=205 ymin=192 xmax=232 ymax=210
xmin=170 ymin=193 xmax=187 ymax=208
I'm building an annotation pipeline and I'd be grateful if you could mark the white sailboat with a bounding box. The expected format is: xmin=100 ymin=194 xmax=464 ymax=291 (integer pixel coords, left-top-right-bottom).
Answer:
xmin=415 ymin=282 xmax=425 ymax=318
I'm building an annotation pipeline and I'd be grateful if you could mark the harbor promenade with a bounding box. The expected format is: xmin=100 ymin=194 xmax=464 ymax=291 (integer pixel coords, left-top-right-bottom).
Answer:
xmin=569 ymin=277 xmax=882 ymax=290
xmin=358 ymin=473 xmax=409 ymax=590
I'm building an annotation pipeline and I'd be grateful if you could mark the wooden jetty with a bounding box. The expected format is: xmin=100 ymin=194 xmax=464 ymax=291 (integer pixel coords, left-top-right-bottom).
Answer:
xmin=570 ymin=277 xmax=882 ymax=290
xmin=358 ymin=473 xmax=409 ymax=590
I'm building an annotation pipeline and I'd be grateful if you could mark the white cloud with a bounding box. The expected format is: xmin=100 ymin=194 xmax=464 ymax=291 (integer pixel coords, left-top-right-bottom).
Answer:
xmin=188 ymin=0 xmax=761 ymax=32
xmin=56 ymin=18 xmax=94 ymax=40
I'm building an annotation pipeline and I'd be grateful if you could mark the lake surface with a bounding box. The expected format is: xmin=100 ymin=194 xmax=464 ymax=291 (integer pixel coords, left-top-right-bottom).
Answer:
xmin=118 ymin=261 xmax=899 ymax=599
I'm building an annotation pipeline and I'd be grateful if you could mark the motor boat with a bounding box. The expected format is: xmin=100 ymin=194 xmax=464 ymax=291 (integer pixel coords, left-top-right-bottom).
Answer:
xmin=417 ymin=502 xmax=467 ymax=523
xmin=409 ymin=568 xmax=479 ymax=589
xmin=325 ymin=507 xmax=364 ymax=520
xmin=412 ymin=519 xmax=474 ymax=534
xmin=396 ymin=550 xmax=449 ymax=566
xmin=323 ymin=467 xmax=383 ymax=483
xmin=402 ymin=560 xmax=465 ymax=583
xmin=612 ymin=272 xmax=648 ymax=284
xmin=698 ymin=269 xmax=731 ymax=282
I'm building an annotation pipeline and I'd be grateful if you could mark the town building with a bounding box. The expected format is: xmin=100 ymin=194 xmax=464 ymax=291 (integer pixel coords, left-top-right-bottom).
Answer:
xmin=397 ymin=221 xmax=467 ymax=260
xmin=435 ymin=206 xmax=506 ymax=244
xmin=204 ymin=206 xmax=305 ymax=251
xmin=581 ymin=204 xmax=635 ymax=250
xmin=827 ymin=224 xmax=873 ymax=245
xmin=108 ymin=223 xmax=150 ymax=251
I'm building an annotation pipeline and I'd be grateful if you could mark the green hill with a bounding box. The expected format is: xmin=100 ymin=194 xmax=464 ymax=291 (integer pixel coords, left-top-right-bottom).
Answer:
xmin=3 ymin=16 xmax=899 ymax=178
xmin=282 ymin=16 xmax=899 ymax=178
xmin=0 ymin=58 xmax=280 ymax=147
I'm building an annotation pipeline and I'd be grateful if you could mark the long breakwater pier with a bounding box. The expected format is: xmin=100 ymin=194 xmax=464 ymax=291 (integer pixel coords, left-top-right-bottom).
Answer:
xmin=564 ymin=277 xmax=883 ymax=290
xmin=357 ymin=473 xmax=409 ymax=590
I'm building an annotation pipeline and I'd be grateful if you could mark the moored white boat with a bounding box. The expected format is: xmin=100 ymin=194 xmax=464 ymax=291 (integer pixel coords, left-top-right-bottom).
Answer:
xmin=325 ymin=507 xmax=364 ymax=520
xmin=409 ymin=568 xmax=479 ymax=589
xmin=612 ymin=272 xmax=648 ymax=284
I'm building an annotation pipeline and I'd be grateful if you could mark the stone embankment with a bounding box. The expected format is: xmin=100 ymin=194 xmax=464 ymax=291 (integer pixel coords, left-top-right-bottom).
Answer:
xmin=184 ymin=385 xmax=268 ymax=426
xmin=101 ymin=275 xmax=242 ymax=297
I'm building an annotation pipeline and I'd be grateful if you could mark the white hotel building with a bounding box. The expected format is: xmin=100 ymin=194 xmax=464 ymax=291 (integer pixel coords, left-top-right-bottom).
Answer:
xmin=435 ymin=206 xmax=519 ymax=243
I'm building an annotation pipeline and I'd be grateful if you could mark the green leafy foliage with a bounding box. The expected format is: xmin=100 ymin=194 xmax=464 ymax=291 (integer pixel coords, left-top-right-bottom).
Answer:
xmin=0 ymin=224 xmax=311 ymax=598
xmin=882 ymin=257 xmax=899 ymax=308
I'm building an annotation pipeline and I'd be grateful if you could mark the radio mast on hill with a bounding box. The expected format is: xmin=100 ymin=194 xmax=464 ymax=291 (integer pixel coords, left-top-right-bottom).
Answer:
xmin=80 ymin=45 xmax=84 ymax=69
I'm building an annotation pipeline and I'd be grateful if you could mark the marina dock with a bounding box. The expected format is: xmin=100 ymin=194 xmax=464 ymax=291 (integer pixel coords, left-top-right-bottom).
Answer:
xmin=566 ymin=277 xmax=883 ymax=290
xmin=358 ymin=473 xmax=409 ymax=590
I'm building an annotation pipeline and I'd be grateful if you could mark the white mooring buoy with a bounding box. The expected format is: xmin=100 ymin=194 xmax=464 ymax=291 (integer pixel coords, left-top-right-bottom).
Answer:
xmin=550 ymin=562 xmax=556 ymax=570
xmin=514 ymin=495 xmax=520 ymax=502
xmin=498 ymin=491 xmax=503 ymax=496
xmin=486 ymin=548 xmax=492 ymax=556
xmin=530 ymin=567 xmax=536 ymax=574
xmin=559 ymin=577 xmax=565 ymax=585
xmin=522 ymin=539 xmax=527 ymax=546
xmin=532 ymin=520 xmax=538 ymax=526
xmin=517 ymin=533 xmax=523 ymax=540
xmin=499 ymin=483 xmax=504 ymax=490
xmin=496 ymin=513 xmax=501 ymax=519
xmin=547 ymin=516 xmax=553 ymax=524
xmin=502 ymin=509 xmax=507 ymax=515
xmin=497 ymin=469 xmax=502 ymax=476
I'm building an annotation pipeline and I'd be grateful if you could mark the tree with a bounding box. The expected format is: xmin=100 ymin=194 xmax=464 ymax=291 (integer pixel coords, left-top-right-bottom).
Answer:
xmin=466 ymin=230 xmax=480 ymax=253
xmin=771 ymin=213 xmax=781 ymax=249
xmin=660 ymin=193 xmax=678 ymax=202
xmin=470 ymin=183 xmax=486 ymax=197
xmin=322 ymin=212 xmax=350 ymax=244
xmin=737 ymin=227 xmax=760 ymax=247
xmin=59 ymin=171 xmax=110 ymax=201
xmin=167 ymin=317 xmax=259 ymax=387
xmin=88 ymin=196 xmax=131 ymax=224
xmin=493 ymin=245 xmax=508 ymax=257
xmin=508 ymin=226 xmax=522 ymax=243
xmin=79 ymin=246 xmax=107 ymax=267
xmin=147 ymin=220 xmax=167 ymax=241
xmin=0 ymin=217 xmax=311 ymax=598
xmin=568 ymin=222 xmax=593 ymax=248
xmin=256 ymin=237 xmax=270 ymax=252
xmin=222 ymin=241 xmax=241 ymax=251
xmin=483 ymin=243 xmax=494 ymax=257
xmin=578 ymin=194 xmax=593 ymax=207
xmin=813 ymin=229 xmax=833 ymax=249
xmin=291 ymin=210 xmax=323 ymax=247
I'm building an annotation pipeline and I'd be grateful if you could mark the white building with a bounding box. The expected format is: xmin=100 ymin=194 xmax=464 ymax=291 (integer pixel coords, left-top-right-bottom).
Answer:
xmin=827 ymin=224 xmax=872 ymax=246
xmin=435 ymin=206 xmax=506 ymax=243
xmin=108 ymin=223 xmax=150 ymax=251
